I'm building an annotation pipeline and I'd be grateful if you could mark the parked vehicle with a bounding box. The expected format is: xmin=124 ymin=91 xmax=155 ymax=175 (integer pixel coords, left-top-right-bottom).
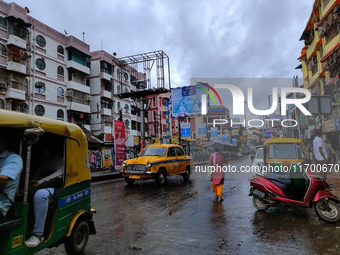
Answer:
xmin=249 ymin=162 xmax=340 ymax=223
xmin=121 ymin=144 xmax=194 ymax=185
xmin=0 ymin=110 xmax=96 ymax=254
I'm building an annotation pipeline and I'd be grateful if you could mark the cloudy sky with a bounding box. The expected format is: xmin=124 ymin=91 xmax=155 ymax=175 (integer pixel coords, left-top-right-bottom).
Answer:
xmin=8 ymin=0 xmax=315 ymax=118
xmin=9 ymin=0 xmax=313 ymax=82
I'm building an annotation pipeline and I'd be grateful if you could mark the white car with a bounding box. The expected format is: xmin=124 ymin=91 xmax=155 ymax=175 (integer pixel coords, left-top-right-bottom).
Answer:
xmin=252 ymin=147 xmax=263 ymax=173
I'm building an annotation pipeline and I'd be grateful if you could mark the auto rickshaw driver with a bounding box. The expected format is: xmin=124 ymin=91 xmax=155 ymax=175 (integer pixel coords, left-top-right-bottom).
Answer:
xmin=0 ymin=128 xmax=23 ymax=221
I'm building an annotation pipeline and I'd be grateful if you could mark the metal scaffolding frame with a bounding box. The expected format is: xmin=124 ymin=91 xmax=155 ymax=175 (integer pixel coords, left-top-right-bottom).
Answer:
xmin=117 ymin=50 xmax=171 ymax=90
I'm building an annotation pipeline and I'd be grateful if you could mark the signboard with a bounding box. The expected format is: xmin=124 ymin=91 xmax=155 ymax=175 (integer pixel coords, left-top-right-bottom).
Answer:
xmin=133 ymin=136 xmax=139 ymax=145
xmin=218 ymin=134 xmax=229 ymax=142
xmin=231 ymin=129 xmax=239 ymax=136
xmin=210 ymin=127 xmax=218 ymax=139
xmin=299 ymin=112 xmax=308 ymax=130
xmin=171 ymin=136 xmax=179 ymax=144
xmin=198 ymin=123 xmax=207 ymax=137
xmin=113 ymin=120 xmax=126 ymax=170
xmin=171 ymin=84 xmax=209 ymax=117
xmin=105 ymin=134 xmax=113 ymax=142
xmin=209 ymin=107 xmax=225 ymax=115
xmin=324 ymin=119 xmax=336 ymax=133
xmin=102 ymin=149 xmax=113 ymax=169
xmin=181 ymin=123 xmax=191 ymax=139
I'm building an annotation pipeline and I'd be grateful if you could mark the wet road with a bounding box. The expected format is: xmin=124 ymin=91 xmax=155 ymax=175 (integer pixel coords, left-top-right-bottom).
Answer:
xmin=38 ymin=156 xmax=340 ymax=255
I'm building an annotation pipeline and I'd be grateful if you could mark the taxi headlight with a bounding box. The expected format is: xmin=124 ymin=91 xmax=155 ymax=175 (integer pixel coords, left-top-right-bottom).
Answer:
xmin=147 ymin=161 xmax=152 ymax=168
xmin=122 ymin=161 xmax=126 ymax=167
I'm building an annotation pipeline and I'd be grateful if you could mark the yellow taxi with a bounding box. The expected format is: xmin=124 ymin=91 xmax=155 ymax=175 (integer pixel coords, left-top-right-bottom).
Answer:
xmin=121 ymin=144 xmax=194 ymax=185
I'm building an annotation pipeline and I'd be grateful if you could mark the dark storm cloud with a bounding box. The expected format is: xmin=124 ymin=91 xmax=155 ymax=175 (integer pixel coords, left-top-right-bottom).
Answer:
xmin=10 ymin=0 xmax=314 ymax=84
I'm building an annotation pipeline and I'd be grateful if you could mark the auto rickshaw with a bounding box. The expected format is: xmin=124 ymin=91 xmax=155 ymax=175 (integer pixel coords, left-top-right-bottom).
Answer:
xmin=0 ymin=109 xmax=96 ymax=254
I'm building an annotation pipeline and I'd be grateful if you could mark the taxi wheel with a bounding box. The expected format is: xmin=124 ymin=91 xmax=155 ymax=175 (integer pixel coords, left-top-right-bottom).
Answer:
xmin=155 ymin=169 xmax=167 ymax=186
xmin=183 ymin=167 xmax=190 ymax=181
xmin=65 ymin=220 xmax=89 ymax=255
xmin=125 ymin=177 xmax=135 ymax=185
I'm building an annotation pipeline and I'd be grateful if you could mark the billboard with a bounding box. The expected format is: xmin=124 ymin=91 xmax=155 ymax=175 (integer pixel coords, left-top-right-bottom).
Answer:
xmin=171 ymin=84 xmax=209 ymax=117
xmin=113 ymin=120 xmax=126 ymax=170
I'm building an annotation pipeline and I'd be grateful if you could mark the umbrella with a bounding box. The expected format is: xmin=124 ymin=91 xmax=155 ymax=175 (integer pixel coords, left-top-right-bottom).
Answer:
xmin=206 ymin=139 xmax=236 ymax=152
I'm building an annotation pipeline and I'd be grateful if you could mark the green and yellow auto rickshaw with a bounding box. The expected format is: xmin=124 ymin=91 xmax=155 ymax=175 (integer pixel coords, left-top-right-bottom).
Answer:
xmin=0 ymin=109 xmax=96 ymax=254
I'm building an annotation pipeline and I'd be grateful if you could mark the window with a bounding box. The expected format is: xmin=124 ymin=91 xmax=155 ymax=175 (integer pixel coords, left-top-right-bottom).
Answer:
xmin=57 ymin=87 xmax=64 ymax=97
xmin=125 ymin=119 xmax=130 ymax=128
xmin=176 ymin=147 xmax=184 ymax=156
xmin=117 ymin=101 xmax=121 ymax=109
xmin=57 ymin=109 xmax=64 ymax=119
xmin=0 ymin=17 xmax=7 ymax=30
xmin=124 ymin=88 xmax=128 ymax=93
xmin=57 ymin=66 xmax=64 ymax=76
xmin=124 ymin=73 xmax=128 ymax=80
xmin=36 ymin=58 xmax=46 ymax=70
xmin=117 ymin=68 xmax=120 ymax=76
xmin=0 ymin=43 xmax=7 ymax=56
xmin=167 ymin=147 xmax=176 ymax=157
xmin=34 ymin=105 xmax=45 ymax=116
xmin=117 ymin=85 xmax=121 ymax=93
xmin=57 ymin=45 xmax=64 ymax=55
xmin=35 ymin=81 xmax=45 ymax=93
xmin=36 ymin=35 xmax=46 ymax=48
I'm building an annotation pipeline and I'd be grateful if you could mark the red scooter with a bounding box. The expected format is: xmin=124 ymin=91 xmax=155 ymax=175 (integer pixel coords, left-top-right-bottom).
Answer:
xmin=249 ymin=164 xmax=340 ymax=223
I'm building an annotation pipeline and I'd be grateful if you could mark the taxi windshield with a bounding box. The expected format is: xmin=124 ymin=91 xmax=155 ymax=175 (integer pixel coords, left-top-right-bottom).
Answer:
xmin=140 ymin=147 xmax=167 ymax=157
xmin=267 ymin=143 xmax=305 ymax=159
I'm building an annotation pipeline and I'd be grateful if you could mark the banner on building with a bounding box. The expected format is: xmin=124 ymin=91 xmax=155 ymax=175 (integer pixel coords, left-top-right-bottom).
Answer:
xmin=181 ymin=123 xmax=191 ymax=139
xmin=210 ymin=127 xmax=218 ymax=139
xmin=113 ymin=120 xmax=126 ymax=170
xmin=198 ymin=123 xmax=207 ymax=137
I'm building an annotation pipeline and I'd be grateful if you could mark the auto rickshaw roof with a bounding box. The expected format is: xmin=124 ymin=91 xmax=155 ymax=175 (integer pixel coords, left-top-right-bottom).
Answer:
xmin=264 ymin=138 xmax=303 ymax=145
xmin=0 ymin=110 xmax=86 ymax=145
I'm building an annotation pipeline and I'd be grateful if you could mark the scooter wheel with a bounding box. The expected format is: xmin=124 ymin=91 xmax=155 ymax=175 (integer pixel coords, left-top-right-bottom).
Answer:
xmin=314 ymin=200 xmax=340 ymax=223
xmin=252 ymin=196 xmax=270 ymax=211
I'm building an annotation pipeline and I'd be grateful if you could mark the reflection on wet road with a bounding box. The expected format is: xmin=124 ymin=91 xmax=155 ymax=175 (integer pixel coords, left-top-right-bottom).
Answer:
xmin=37 ymin=156 xmax=340 ymax=255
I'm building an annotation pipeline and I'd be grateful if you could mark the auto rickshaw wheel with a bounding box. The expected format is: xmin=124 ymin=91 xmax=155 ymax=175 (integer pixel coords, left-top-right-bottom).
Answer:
xmin=65 ymin=220 xmax=90 ymax=255
xmin=252 ymin=196 xmax=270 ymax=211
xmin=125 ymin=177 xmax=136 ymax=185
xmin=182 ymin=167 xmax=190 ymax=181
xmin=155 ymin=169 xmax=167 ymax=186
xmin=314 ymin=200 xmax=340 ymax=223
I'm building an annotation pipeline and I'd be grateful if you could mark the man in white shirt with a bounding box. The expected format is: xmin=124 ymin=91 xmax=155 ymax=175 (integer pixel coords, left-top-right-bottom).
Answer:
xmin=313 ymin=129 xmax=328 ymax=179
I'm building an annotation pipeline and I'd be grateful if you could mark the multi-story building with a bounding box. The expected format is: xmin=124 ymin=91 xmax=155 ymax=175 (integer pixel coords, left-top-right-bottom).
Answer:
xmin=298 ymin=0 xmax=340 ymax=149
xmin=146 ymin=92 xmax=178 ymax=140
xmin=0 ymin=1 xmax=92 ymax=130
xmin=88 ymin=50 xmax=147 ymax=147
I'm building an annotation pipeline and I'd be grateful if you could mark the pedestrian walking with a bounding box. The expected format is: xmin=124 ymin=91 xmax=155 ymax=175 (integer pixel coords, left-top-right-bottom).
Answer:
xmin=324 ymin=139 xmax=336 ymax=164
xmin=313 ymin=129 xmax=328 ymax=179
xmin=209 ymin=148 xmax=228 ymax=202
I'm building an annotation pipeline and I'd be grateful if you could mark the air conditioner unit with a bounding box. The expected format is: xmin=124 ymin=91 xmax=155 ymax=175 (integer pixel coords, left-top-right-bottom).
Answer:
xmin=65 ymin=90 xmax=73 ymax=97
xmin=86 ymin=95 xmax=92 ymax=101
xmin=0 ymin=82 xmax=7 ymax=88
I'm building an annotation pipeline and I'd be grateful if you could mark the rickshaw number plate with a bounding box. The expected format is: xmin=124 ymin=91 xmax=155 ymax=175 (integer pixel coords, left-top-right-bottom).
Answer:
xmin=12 ymin=235 xmax=23 ymax=248
xmin=130 ymin=175 xmax=141 ymax=179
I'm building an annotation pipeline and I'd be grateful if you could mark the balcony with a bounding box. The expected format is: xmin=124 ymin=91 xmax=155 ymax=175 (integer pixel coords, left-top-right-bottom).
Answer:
xmin=104 ymin=125 xmax=112 ymax=134
xmin=102 ymin=108 xmax=112 ymax=116
xmin=7 ymin=61 xmax=26 ymax=74
xmin=5 ymin=87 xmax=25 ymax=100
xmin=67 ymin=60 xmax=90 ymax=75
xmin=100 ymin=72 xmax=112 ymax=81
xmin=67 ymin=101 xmax=90 ymax=113
xmin=7 ymin=34 xmax=27 ymax=49
xmin=67 ymin=80 xmax=90 ymax=94
xmin=102 ymin=90 xmax=111 ymax=98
